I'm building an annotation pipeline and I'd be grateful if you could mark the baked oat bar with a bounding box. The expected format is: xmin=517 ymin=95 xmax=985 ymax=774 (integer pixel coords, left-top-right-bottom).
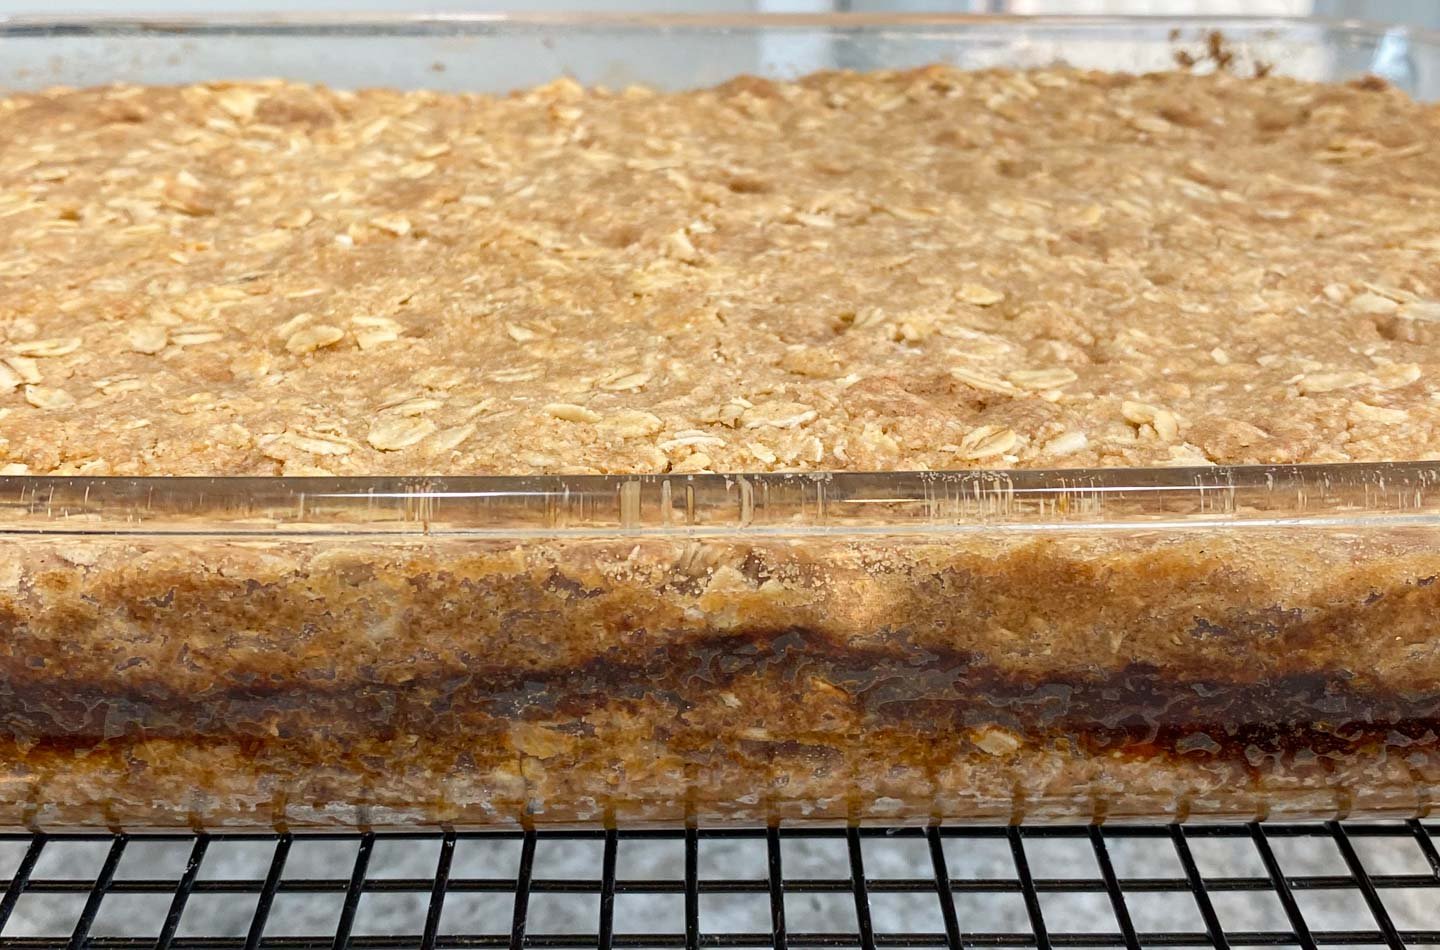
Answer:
xmin=0 ymin=65 xmax=1438 ymax=826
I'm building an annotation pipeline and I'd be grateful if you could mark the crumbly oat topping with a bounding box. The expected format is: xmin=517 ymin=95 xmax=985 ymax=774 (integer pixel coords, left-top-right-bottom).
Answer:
xmin=1 ymin=67 xmax=1438 ymax=475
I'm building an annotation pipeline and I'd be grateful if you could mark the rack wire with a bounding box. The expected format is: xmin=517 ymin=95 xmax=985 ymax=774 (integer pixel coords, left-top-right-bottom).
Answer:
xmin=0 ymin=822 xmax=1436 ymax=949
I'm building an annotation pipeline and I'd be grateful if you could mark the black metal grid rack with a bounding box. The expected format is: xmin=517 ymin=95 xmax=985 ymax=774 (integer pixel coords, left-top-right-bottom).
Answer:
xmin=0 ymin=822 xmax=1437 ymax=950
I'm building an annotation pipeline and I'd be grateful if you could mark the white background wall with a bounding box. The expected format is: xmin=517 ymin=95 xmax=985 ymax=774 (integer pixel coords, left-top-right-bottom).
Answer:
xmin=0 ymin=0 xmax=1327 ymax=16
xmin=2 ymin=2 xmax=1437 ymax=29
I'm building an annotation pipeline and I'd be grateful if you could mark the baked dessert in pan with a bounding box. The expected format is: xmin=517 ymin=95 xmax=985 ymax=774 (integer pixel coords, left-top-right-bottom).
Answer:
xmin=1 ymin=62 xmax=1438 ymax=825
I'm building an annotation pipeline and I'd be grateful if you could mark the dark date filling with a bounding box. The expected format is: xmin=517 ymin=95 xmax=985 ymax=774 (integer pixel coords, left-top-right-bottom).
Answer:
xmin=1 ymin=627 xmax=1435 ymax=767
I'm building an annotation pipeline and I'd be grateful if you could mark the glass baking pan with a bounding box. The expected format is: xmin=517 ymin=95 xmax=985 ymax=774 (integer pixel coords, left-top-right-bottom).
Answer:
xmin=2 ymin=13 xmax=1440 ymax=829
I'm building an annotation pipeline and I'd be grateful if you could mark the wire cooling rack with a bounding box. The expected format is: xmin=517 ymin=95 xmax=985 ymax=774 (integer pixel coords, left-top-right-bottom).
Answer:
xmin=0 ymin=822 xmax=1437 ymax=950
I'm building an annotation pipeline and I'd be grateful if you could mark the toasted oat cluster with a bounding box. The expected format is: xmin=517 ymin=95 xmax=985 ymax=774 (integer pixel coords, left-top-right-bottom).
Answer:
xmin=0 ymin=67 xmax=1437 ymax=475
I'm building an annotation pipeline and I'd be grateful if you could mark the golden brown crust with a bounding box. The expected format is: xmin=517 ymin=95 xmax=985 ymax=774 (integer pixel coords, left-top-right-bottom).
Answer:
xmin=1 ymin=68 xmax=1439 ymax=476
